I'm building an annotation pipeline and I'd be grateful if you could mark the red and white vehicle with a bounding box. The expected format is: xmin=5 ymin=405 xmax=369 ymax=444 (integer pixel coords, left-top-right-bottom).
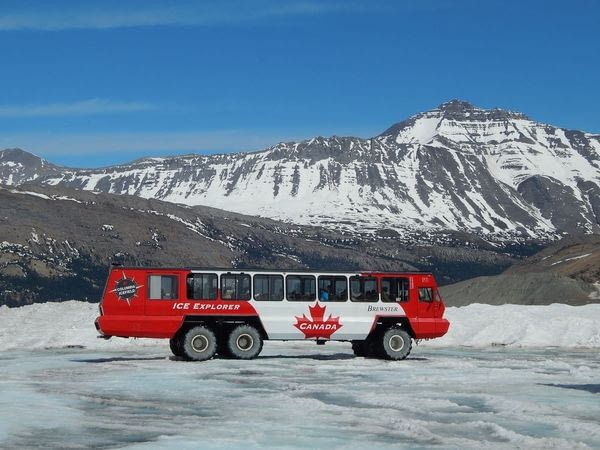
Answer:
xmin=95 ymin=267 xmax=450 ymax=361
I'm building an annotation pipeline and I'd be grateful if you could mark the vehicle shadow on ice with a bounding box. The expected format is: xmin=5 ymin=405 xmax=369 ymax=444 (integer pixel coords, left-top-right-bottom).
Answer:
xmin=71 ymin=354 xmax=429 ymax=363
xmin=72 ymin=356 xmax=167 ymax=363
xmin=231 ymin=354 xmax=428 ymax=361
xmin=258 ymin=353 xmax=355 ymax=360
xmin=69 ymin=355 xmax=358 ymax=363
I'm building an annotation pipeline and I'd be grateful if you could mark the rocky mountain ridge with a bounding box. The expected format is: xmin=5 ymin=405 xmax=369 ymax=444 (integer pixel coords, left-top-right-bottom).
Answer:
xmin=2 ymin=100 xmax=599 ymax=241
xmin=441 ymin=235 xmax=600 ymax=306
xmin=1 ymin=184 xmax=518 ymax=306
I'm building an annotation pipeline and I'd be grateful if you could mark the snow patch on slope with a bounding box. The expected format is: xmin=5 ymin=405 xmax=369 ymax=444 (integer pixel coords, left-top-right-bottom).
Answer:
xmin=395 ymin=114 xmax=442 ymax=144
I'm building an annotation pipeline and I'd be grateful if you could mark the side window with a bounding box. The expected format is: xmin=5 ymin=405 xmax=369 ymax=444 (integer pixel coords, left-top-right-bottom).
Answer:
xmin=350 ymin=276 xmax=378 ymax=302
xmin=254 ymin=275 xmax=284 ymax=301
xmin=148 ymin=275 xmax=179 ymax=300
xmin=382 ymin=277 xmax=410 ymax=302
xmin=186 ymin=273 xmax=217 ymax=300
xmin=221 ymin=274 xmax=251 ymax=300
xmin=286 ymin=275 xmax=316 ymax=301
xmin=318 ymin=276 xmax=348 ymax=301
xmin=397 ymin=278 xmax=410 ymax=301
xmin=419 ymin=287 xmax=434 ymax=302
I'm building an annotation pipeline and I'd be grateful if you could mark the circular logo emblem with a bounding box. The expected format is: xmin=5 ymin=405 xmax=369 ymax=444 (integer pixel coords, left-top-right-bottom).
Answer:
xmin=110 ymin=272 xmax=143 ymax=305
xmin=114 ymin=278 xmax=138 ymax=299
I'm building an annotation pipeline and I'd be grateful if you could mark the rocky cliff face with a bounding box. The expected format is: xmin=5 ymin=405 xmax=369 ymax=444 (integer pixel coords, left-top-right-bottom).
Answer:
xmin=2 ymin=100 xmax=599 ymax=240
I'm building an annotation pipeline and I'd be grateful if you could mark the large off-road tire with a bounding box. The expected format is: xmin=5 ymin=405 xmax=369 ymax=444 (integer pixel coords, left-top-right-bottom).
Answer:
xmin=226 ymin=324 xmax=263 ymax=360
xmin=380 ymin=327 xmax=412 ymax=360
xmin=169 ymin=335 xmax=184 ymax=357
xmin=352 ymin=341 xmax=367 ymax=357
xmin=181 ymin=325 xmax=218 ymax=361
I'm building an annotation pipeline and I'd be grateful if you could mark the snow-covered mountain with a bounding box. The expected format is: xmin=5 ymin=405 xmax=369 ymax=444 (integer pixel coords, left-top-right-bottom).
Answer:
xmin=2 ymin=100 xmax=600 ymax=239
xmin=0 ymin=148 xmax=62 ymax=185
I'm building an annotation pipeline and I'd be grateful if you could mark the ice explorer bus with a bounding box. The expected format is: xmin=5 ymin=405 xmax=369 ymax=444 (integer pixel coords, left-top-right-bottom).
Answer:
xmin=95 ymin=267 xmax=450 ymax=361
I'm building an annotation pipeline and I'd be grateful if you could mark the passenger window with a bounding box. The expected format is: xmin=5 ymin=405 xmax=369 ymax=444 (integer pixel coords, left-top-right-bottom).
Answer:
xmin=382 ymin=277 xmax=410 ymax=302
xmin=186 ymin=273 xmax=217 ymax=300
xmin=148 ymin=275 xmax=179 ymax=300
xmin=318 ymin=276 xmax=348 ymax=301
xmin=286 ymin=275 xmax=316 ymax=301
xmin=349 ymin=276 xmax=378 ymax=302
xmin=254 ymin=275 xmax=284 ymax=301
xmin=221 ymin=274 xmax=251 ymax=300
xmin=419 ymin=287 xmax=434 ymax=302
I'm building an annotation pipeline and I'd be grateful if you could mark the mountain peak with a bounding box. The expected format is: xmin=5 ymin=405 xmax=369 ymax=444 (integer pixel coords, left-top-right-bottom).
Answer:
xmin=438 ymin=99 xmax=476 ymax=112
xmin=0 ymin=148 xmax=60 ymax=184
xmin=1 ymin=147 xmax=33 ymax=157
xmin=434 ymin=99 xmax=529 ymax=122
xmin=379 ymin=100 xmax=531 ymax=138
xmin=0 ymin=148 xmax=45 ymax=165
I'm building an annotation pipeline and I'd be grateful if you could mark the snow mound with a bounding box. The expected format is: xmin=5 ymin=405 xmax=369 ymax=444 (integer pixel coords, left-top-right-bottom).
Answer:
xmin=423 ymin=303 xmax=600 ymax=348
xmin=0 ymin=301 xmax=599 ymax=351
xmin=0 ymin=301 xmax=162 ymax=351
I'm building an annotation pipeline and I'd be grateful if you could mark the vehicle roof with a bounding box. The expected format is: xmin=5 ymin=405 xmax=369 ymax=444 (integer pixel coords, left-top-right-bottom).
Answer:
xmin=110 ymin=265 xmax=432 ymax=275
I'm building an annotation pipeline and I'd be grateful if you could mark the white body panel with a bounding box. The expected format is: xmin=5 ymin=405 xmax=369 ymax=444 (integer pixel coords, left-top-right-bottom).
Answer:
xmin=194 ymin=270 xmax=410 ymax=341
xmin=251 ymin=299 xmax=405 ymax=340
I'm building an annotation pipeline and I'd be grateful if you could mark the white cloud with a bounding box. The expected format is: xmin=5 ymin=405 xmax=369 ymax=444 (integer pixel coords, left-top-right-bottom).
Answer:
xmin=0 ymin=1 xmax=359 ymax=31
xmin=0 ymin=99 xmax=156 ymax=118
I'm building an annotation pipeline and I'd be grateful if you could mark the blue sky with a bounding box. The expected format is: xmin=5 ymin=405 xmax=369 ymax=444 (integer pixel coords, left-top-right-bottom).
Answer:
xmin=0 ymin=0 xmax=598 ymax=167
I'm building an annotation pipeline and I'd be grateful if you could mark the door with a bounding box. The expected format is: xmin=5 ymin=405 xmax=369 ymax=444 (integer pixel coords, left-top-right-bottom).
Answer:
xmin=416 ymin=285 xmax=439 ymax=337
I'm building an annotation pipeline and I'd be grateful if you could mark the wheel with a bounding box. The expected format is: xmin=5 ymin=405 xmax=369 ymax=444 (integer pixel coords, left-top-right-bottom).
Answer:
xmin=181 ymin=325 xmax=218 ymax=361
xmin=352 ymin=341 xmax=367 ymax=357
xmin=169 ymin=335 xmax=184 ymax=357
xmin=226 ymin=324 xmax=263 ymax=360
xmin=380 ymin=327 xmax=412 ymax=360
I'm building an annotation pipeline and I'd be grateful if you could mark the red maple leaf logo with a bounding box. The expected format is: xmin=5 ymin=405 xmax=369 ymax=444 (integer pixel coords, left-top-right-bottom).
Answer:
xmin=294 ymin=302 xmax=343 ymax=339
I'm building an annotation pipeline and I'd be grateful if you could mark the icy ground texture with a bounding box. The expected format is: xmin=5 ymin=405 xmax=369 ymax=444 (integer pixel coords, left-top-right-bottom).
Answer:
xmin=0 ymin=302 xmax=599 ymax=448
xmin=1 ymin=301 xmax=599 ymax=351
xmin=1 ymin=346 xmax=599 ymax=449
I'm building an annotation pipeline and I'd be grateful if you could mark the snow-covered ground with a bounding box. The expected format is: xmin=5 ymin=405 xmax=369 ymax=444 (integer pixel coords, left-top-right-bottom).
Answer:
xmin=1 ymin=302 xmax=599 ymax=448
xmin=1 ymin=301 xmax=599 ymax=351
xmin=430 ymin=303 xmax=600 ymax=348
